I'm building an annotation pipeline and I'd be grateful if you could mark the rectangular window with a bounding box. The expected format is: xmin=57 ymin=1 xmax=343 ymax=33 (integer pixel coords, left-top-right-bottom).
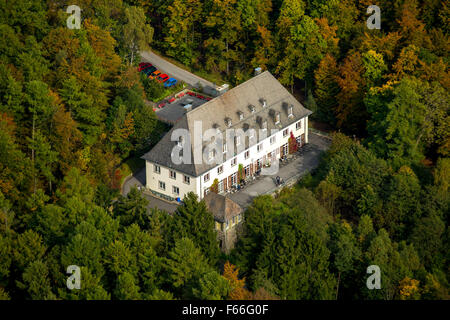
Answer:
xmin=158 ymin=181 xmax=165 ymax=190
xmin=288 ymin=106 xmax=293 ymax=118
xmin=270 ymin=136 xmax=276 ymax=145
xmin=204 ymin=173 xmax=210 ymax=182
xmin=169 ymin=170 xmax=176 ymax=179
xmin=235 ymin=136 xmax=241 ymax=146
xmin=238 ymin=214 xmax=242 ymax=222
xmin=223 ymin=143 xmax=227 ymax=153
xmin=283 ymin=143 xmax=289 ymax=156
xmin=257 ymin=143 xmax=263 ymax=152
xmin=231 ymin=173 xmax=237 ymax=185
xmin=209 ymin=150 xmax=215 ymax=160
xmin=244 ymin=165 xmax=250 ymax=177
xmin=154 ymin=164 xmax=161 ymax=174
xmin=283 ymin=129 xmax=289 ymax=137
xmin=218 ymin=166 xmax=223 ymax=175
xmin=184 ymin=175 xmax=190 ymax=184
xmin=173 ymin=186 xmax=179 ymax=195
xmin=232 ymin=216 xmax=236 ymax=225
xmin=231 ymin=158 xmax=237 ymax=167
xmin=244 ymin=150 xmax=250 ymax=159
xmin=296 ymin=121 xmax=302 ymax=130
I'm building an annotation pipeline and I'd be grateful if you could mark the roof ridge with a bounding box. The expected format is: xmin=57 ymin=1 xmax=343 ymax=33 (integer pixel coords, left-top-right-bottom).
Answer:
xmin=186 ymin=71 xmax=271 ymax=118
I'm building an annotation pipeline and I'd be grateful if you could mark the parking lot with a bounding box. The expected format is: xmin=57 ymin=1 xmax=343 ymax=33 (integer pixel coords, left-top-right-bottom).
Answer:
xmin=155 ymin=92 xmax=209 ymax=124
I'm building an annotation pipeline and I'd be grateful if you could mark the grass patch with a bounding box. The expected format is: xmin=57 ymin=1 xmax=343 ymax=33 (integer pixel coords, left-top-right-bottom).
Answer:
xmin=141 ymin=73 xmax=186 ymax=102
xmin=119 ymin=156 xmax=145 ymax=187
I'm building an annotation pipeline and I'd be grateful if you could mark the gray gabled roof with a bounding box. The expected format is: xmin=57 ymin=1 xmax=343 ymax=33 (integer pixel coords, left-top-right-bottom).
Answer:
xmin=203 ymin=192 xmax=243 ymax=223
xmin=142 ymin=71 xmax=312 ymax=177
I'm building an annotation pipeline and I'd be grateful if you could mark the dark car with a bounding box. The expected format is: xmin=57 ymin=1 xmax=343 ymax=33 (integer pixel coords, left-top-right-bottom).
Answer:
xmin=143 ymin=66 xmax=156 ymax=75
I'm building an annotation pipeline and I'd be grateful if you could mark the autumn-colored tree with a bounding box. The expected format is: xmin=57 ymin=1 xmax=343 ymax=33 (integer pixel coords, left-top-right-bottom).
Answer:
xmin=288 ymin=132 xmax=297 ymax=154
xmin=335 ymin=52 xmax=366 ymax=134
xmin=398 ymin=277 xmax=421 ymax=300
xmin=210 ymin=179 xmax=219 ymax=194
xmin=251 ymin=25 xmax=276 ymax=70
xmin=223 ymin=261 xmax=250 ymax=300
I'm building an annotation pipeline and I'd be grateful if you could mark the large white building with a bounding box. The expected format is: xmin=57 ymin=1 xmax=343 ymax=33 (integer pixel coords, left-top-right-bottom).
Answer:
xmin=142 ymin=71 xmax=312 ymax=201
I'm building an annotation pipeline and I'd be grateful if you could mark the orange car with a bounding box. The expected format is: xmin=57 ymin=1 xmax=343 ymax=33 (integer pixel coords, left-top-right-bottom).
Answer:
xmin=149 ymin=70 xmax=161 ymax=80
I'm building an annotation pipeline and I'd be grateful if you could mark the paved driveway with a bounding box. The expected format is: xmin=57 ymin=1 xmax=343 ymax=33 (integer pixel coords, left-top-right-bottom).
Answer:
xmin=122 ymin=167 xmax=178 ymax=213
xmin=140 ymin=51 xmax=215 ymax=90
xmin=229 ymin=133 xmax=331 ymax=208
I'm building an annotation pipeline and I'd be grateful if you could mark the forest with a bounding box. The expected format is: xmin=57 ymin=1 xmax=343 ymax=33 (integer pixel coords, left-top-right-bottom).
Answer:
xmin=0 ymin=0 xmax=448 ymax=300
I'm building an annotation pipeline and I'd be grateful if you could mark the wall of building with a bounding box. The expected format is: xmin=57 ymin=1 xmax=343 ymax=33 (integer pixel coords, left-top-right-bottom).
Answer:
xmin=145 ymin=161 xmax=197 ymax=201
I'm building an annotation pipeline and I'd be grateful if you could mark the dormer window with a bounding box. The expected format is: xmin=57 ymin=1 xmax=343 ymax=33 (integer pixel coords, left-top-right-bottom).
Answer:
xmin=238 ymin=111 xmax=244 ymax=121
xmin=249 ymin=105 xmax=255 ymax=113
xmin=275 ymin=112 xmax=280 ymax=124
xmin=262 ymin=120 xmax=267 ymax=130
xmin=260 ymin=98 xmax=267 ymax=108
xmin=270 ymin=109 xmax=280 ymax=124
xmin=177 ymin=136 xmax=183 ymax=147
xmin=288 ymin=105 xmax=293 ymax=118
xmin=225 ymin=117 xmax=232 ymax=127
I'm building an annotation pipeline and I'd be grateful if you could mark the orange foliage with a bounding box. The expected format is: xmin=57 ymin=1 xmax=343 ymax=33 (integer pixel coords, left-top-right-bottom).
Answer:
xmin=223 ymin=261 xmax=250 ymax=300
xmin=335 ymin=52 xmax=366 ymax=130
xmin=84 ymin=19 xmax=121 ymax=77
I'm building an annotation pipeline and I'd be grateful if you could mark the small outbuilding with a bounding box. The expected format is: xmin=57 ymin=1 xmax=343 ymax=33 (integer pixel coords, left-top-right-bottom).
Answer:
xmin=203 ymin=192 xmax=244 ymax=253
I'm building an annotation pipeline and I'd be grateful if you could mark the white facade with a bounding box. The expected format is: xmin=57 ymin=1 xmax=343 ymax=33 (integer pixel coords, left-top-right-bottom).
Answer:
xmin=145 ymin=116 xmax=308 ymax=201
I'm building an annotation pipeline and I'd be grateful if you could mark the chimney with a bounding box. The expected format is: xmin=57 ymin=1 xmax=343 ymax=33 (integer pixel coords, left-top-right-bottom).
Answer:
xmin=254 ymin=67 xmax=262 ymax=76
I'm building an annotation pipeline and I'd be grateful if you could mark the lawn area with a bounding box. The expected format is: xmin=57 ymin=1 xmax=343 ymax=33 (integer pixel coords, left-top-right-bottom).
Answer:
xmin=119 ymin=156 xmax=145 ymax=187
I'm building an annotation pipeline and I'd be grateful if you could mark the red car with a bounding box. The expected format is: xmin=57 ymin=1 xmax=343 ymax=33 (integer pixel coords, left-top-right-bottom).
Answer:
xmin=157 ymin=74 xmax=169 ymax=83
xmin=158 ymin=102 xmax=166 ymax=108
xmin=138 ymin=62 xmax=152 ymax=71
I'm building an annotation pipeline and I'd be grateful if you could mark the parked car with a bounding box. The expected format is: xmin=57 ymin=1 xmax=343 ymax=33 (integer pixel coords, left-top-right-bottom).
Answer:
xmin=149 ymin=70 xmax=161 ymax=80
xmin=142 ymin=66 xmax=156 ymax=75
xmin=157 ymin=74 xmax=169 ymax=83
xmin=138 ymin=63 xmax=152 ymax=71
xmin=141 ymin=63 xmax=153 ymax=71
xmin=158 ymin=102 xmax=166 ymax=108
xmin=165 ymin=78 xmax=178 ymax=87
